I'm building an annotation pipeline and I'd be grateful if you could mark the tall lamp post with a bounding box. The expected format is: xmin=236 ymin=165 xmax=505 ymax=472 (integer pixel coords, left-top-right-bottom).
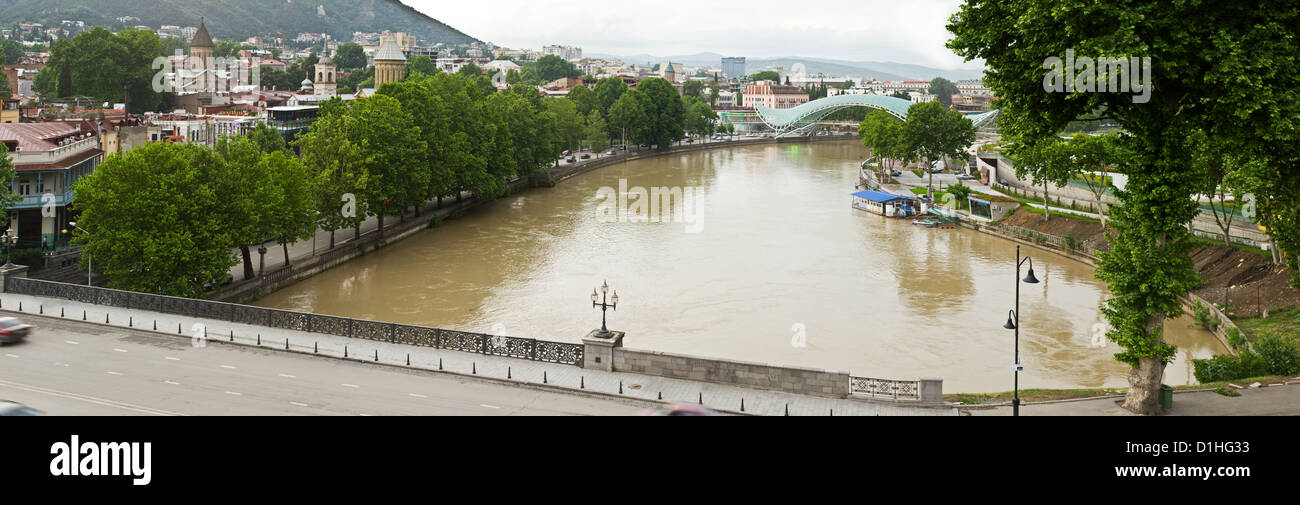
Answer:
xmin=69 ymin=221 xmax=91 ymax=286
xmin=590 ymin=280 xmax=619 ymax=338
xmin=2 ymin=230 xmax=17 ymax=268
xmin=1002 ymin=245 xmax=1039 ymax=416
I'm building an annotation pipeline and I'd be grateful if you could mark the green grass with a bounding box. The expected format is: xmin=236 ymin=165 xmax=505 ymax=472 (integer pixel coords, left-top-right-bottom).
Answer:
xmin=910 ymin=187 xmax=928 ymax=195
xmin=1071 ymin=173 xmax=1113 ymax=187
xmin=911 ymin=168 xmax=924 ymax=178
xmin=1234 ymin=306 xmax=1300 ymax=340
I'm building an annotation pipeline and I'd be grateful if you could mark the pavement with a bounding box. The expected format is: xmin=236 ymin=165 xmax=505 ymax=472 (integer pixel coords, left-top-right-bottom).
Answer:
xmin=0 ymin=292 xmax=958 ymax=416
xmin=962 ymin=382 xmax=1300 ymax=416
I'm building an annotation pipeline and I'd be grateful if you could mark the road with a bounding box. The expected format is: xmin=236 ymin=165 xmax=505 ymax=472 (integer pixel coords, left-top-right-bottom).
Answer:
xmin=0 ymin=315 xmax=648 ymax=416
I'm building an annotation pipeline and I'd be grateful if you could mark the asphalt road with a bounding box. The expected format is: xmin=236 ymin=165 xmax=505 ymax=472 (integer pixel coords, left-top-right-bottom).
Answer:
xmin=0 ymin=315 xmax=649 ymax=416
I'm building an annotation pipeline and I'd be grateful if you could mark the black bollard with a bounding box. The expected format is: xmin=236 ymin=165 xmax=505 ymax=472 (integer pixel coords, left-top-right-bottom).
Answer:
xmin=830 ymin=409 xmax=833 ymax=417
xmin=618 ymin=381 xmax=622 ymax=394
xmin=344 ymin=345 xmax=348 ymax=358
xmin=544 ymin=371 xmax=547 ymax=384
xmin=472 ymin=362 xmax=476 ymax=374
xmin=153 ymin=320 xmax=157 ymax=330
xmin=230 ymin=330 xmax=234 ymax=340
xmin=658 ymin=392 xmax=662 ymax=400
xmin=61 ymin=307 xmax=65 ymax=317
xmin=257 ymin=335 xmax=260 ymax=345
xmin=105 ymin=313 xmax=109 ymax=324
xmin=314 ymin=342 xmax=318 ymax=354
xmin=83 ymin=310 xmax=86 ymax=320
xmin=581 ymin=376 xmax=585 ymax=389
xmin=508 ymin=367 xmax=512 ymax=379
xmin=439 ymin=358 xmax=443 ymax=370
xmin=406 ymin=354 xmax=410 ymax=366
xmin=374 ymin=349 xmax=378 ymax=362
xmin=699 ymin=392 xmax=703 ymax=405
xmin=785 ymin=404 xmax=789 ymax=416
xmin=177 ymin=323 xmax=182 ymax=334
xmin=741 ymin=398 xmax=745 ymax=412
xmin=39 ymin=304 xmax=42 ymax=314
xmin=286 ymin=339 xmax=290 ymax=350
xmin=128 ymin=316 xmax=132 ymax=327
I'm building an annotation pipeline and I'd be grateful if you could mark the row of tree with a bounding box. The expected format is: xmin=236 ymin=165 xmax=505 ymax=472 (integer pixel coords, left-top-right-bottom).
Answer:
xmin=858 ymin=101 xmax=976 ymax=196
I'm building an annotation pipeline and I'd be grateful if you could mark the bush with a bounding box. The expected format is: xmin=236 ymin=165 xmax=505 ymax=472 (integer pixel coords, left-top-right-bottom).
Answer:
xmin=1193 ymin=355 xmax=1242 ymax=383
xmin=1253 ymin=335 xmax=1300 ymax=376
xmin=1226 ymin=327 xmax=1248 ymax=351
xmin=9 ymin=248 xmax=45 ymax=273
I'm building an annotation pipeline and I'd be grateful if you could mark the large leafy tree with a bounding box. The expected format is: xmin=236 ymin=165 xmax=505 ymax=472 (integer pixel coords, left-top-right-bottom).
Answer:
xmin=294 ymin=102 xmax=368 ymax=248
xmin=214 ymin=137 xmax=281 ymax=281
xmin=566 ymin=84 xmax=598 ymax=117
xmin=535 ymin=55 xmax=578 ymax=82
xmin=593 ymin=76 xmax=628 ymax=118
xmin=858 ymin=108 xmax=906 ymax=183
xmin=263 ymin=151 xmax=317 ymax=266
xmin=637 ymin=78 xmax=686 ymax=148
xmin=378 ymin=78 xmax=456 ymax=214
xmin=928 ymin=77 xmax=959 ymax=107
xmin=334 ymin=43 xmax=366 ymax=70
xmin=70 ymin=143 xmax=238 ymax=297
xmin=547 ymin=97 xmax=584 ymax=151
xmin=949 ymin=0 xmax=1300 ymax=414
xmin=347 ymin=95 xmax=428 ymax=234
xmin=607 ymin=89 xmax=648 ymax=148
xmin=900 ymin=100 xmax=976 ymax=199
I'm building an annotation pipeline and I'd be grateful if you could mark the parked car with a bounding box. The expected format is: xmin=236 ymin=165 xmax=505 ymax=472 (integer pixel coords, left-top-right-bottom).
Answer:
xmin=580 ymin=154 xmax=591 ymax=160
xmin=606 ymin=149 xmax=617 ymax=156
xmin=0 ymin=400 xmax=42 ymax=416
xmin=0 ymin=317 xmax=32 ymax=346
xmin=566 ymin=156 xmax=577 ymax=163
xmin=636 ymin=403 xmax=717 ymax=416
xmin=956 ymin=174 xmax=977 ymax=181
xmin=562 ymin=150 xmax=572 ymax=156
xmin=891 ymin=170 xmax=903 ymax=177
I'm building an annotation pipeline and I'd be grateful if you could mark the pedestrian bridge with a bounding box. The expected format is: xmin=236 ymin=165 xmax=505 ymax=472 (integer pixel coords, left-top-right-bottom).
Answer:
xmin=749 ymin=95 xmax=1000 ymax=138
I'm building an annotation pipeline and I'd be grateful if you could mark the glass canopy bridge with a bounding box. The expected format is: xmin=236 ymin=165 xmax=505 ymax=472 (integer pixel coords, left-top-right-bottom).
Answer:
xmin=727 ymin=95 xmax=1000 ymax=138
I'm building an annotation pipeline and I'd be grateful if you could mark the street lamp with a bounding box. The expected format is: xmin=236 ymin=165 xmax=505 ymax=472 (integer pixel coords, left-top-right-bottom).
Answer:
xmin=591 ymin=280 xmax=619 ymax=338
xmin=69 ymin=221 xmax=91 ymax=286
xmin=1003 ymin=245 xmax=1039 ymax=416
xmin=2 ymin=230 xmax=17 ymax=268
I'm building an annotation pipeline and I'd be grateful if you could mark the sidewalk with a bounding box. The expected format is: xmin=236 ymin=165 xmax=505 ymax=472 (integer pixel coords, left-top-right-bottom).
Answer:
xmin=0 ymin=292 xmax=957 ymax=416
xmin=961 ymin=383 xmax=1300 ymax=416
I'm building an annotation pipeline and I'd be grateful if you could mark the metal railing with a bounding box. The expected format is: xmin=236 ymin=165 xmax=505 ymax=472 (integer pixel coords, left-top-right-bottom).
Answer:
xmin=4 ymin=277 xmax=584 ymax=366
xmin=850 ymin=376 xmax=920 ymax=400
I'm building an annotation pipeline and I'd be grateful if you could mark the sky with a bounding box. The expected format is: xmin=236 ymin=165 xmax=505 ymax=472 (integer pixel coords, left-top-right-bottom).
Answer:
xmin=405 ymin=0 xmax=984 ymax=70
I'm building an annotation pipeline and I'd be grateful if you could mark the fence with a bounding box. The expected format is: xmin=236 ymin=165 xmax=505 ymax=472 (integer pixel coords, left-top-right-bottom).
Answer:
xmin=850 ymin=376 xmax=920 ymax=400
xmin=4 ymin=276 xmax=584 ymax=366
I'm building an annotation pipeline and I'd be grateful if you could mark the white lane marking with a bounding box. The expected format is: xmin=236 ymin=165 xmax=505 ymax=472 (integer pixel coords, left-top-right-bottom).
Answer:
xmin=0 ymin=379 xmax=182 ymax=416
xmin=113 ymin=348 xmax=128 ymax=353
xmin=289 ymin=401 xmax=309 ymax=407
xmin=220 ymin=365 xmax=237 ymax=369
xmin=65 ymin=340 xmax=79 ymax=345
xmin=278 ymin=374 xmax=297 ymax=378
xmin=165 ymin=357 xmax=180 ymax=361
xmin=341 ymin=383 xmax=360 ymax=388
xmin=359 ymin=413 xmax=371 ymax=417
xmin=480 ymin=404 xmax=501 ymax=409
xmin=164 ymin=380 xmax=181 ymax=385
xmin=4 ymin=353 xmax=17 ymax=358
xmin=408 ymin=393 xmax=428 ymax=399
xmin=225 ymin=391 xmax=242 ymax=396
xmin=105 ymin=371 xmax=123 ymax=376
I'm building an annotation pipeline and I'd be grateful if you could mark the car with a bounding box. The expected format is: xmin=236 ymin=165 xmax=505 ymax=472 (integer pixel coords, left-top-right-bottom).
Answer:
xmin=606 ymin=149 xmax=617 ymax=156
xmin=566 ymin=156 xmax=577 ymax=163
xmin=562 ymin=150 xmax=572 ymax=156
xmin=636 ymin=403 xmax=717 ymax=416
xmin=580 ymin=154 xmax=591 ymax=160
xmin=0 ymin=317 xmax=32 ymax=345
xmin=956 ymin=174 xmax=978 ymax=181
xmin=0 ymin=400 xmax=42 ymax=416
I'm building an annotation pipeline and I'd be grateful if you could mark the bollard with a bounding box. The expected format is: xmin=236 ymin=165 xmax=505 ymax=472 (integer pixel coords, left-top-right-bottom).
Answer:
xmin=83 ymin=310 xmax=86 ymax=320
xmin=618 ymin=381 xmax=622 ymax=394
xmin=106 ymin=313 xmax=109 ymax=324
xmin=231 ymin=330 xmax=234 ymax=340
xmin=374 ymin=349 xmax=378 ymax=362
xmin=257 ymin=335 xmax=261 ymax=345
xmin=39 ymin=304 xmax=43 ymax=314
xmin=61 ymin=307 xmax=65 ymax=317
xmin=658 ymin=392 xmax=662 ymax=400
xmin=344 ymin=345 xmax=348 ymax=358
xmin=286 ymin=339 xmax=290 ymax=350
xmin=439 ymin=358 xmax=443 ymax=370
xmin=177 ymin=323 xmax=182 ymax=334
xmin=508 ymin=367 xmax=512 ymax=379
xmin=699 ymin=392 xmax=703 ymax=405
xmin=830 ymin=409 xmax=833 ymax=417
xmin=153 ymin=320 xmax=157 ymax=330
xmin=741 ymin=398 xmax=745 ymax=412
xmin=785 ymin=404 xmax=789 ymax=416
xmin=472 ymin=362 xmax=476 ymax=374
xmin=581 ymin=376 xmax=585 ymax=389
xmin=128 ymin=316 xmax=132 ymax=327
xmin=544 ymin=371 xmax=548 ymax=384
xmin=406 ymin=354 xmax=410 ymax=366
xmin=314 ymin=342 xmax=318 ymax=354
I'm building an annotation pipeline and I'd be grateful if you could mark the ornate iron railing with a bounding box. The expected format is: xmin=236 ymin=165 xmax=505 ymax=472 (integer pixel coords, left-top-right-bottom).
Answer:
xmin=4 ymin=277 xmax=584 ymax=366
xmin=850 ymin=376 xmax=920 ymax=400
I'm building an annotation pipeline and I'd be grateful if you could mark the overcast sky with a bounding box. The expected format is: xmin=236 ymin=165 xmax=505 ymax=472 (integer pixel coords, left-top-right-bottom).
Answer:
xmin=405 ymin=0 xmax=983 ymax=69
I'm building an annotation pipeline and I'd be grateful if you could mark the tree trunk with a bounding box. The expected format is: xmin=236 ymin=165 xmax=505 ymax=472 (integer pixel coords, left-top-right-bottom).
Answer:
xmin=1043 ymin=181 xmax=1050 ymax=222
xmin=354 ymin=225 xmax=360 ymax=241
xmin=329 ymin=229 xmax=335 ymax=249
xmin=1122 ymin=353 xmax=1166 ymax=416
xmin=282 ymin=242 xmax=290 ymax=266
xmin=239 ymin=245 xmax=254 ymax=280
xmin=437 ymin=195 xmax=443 ymax=208
xmin=378 ymin=214 xmax=385 ymax=236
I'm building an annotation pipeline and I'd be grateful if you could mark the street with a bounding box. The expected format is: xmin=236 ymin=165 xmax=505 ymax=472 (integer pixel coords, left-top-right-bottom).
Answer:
xmin=0 ymin=315 xmax=649 ymax=416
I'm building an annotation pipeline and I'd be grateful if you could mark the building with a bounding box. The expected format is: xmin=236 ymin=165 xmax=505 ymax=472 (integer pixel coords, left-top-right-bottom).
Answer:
xmin=543 ymin=45 xmax=582 ymax=61
xmin=1 ymin=98 xmax=19 ymax=124
xmin=0 ymin=122 xmax=104 ymax=249
xmin=373 ymin=35 xmax=407 ymax=88
xmin=722 ymin=57 xmax=746 ymax=78
xmin=189 ymin=20 xmax=214 ymax=67
xmin=743 ymin=81 xmax=810 ymax=109
xmin=313 ymin=56 xmax=337 ymax=96
xmin=851 ymin=190 xmax=917 ymax=218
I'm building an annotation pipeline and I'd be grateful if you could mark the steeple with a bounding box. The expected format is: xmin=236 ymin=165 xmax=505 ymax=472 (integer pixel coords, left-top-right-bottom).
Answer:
xmin=191 ymin=17 xmax=213 ymax=49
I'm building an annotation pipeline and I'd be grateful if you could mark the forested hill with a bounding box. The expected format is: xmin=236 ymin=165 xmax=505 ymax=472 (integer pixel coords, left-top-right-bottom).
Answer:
xmin=0 ymin=0 xmax=479 ymax=45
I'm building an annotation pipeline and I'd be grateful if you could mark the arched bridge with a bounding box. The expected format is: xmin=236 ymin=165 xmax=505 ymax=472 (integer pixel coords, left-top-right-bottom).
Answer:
xmin=745 ymin=95 xmax=1000 ymax=138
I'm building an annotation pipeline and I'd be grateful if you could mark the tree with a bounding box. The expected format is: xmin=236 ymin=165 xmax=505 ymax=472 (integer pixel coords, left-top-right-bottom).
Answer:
xmin=1189 ymin=130 xmax=1256 ymax=247
xmin=246 ymin=122 xmax=288 ymax=154
xmin=214 ymin=40 xmax=247 ymax=59
xmin=348 ymin=95 xmax=428 ymax=234
xmin=637 ymin=78 xmax=685 ymax=148
xmin=69 ymin=143 xmax=239 ymax=297
xmin=214 ymin=137 xmax=281 ymax=281
xmin=406 ymin=56 xmax=438 ymax=78
xmin=567 ymin=84 xmax=598 ymax=116
xmin=263 ymin=151 xmax=317 ymax=266
xmin=750 ymin=70 xmax=779 ymax=82
xmin=607 ymin=90 xmax=648 ymax=148
xmin=294 ymin=102 xmax=368 ymax=249
xmin=535 ymin=54 xmax=578 ymax=82
xmin=900 ymin=101 xmax=976 ymax=200
xmin=889 ymin=91 xmax=911 ymax=101
xmin=547 ymin=97 xmax=584 ymax=151
xmin=683 ymin=80 xmax=705 ymax=99
xmin=584 ymin=111 xmax=611 ymax=153
xmin=457 ymin=63 xmax=484 ymax=78
xmin=928 ymin=77 xmax=959 ymax=107
xmin=0 ymin=71 xmax=9 ymax=97
xmin=1008 ymin=136 xmax=1072 ymax=222
xmin=708 ymin=85 xmax=721 ymax=106
xmin=594 ymin=76 xmax=628 ymax=117
xmin=334 ymin=43 xmax=366 ymax=69
xmin=684 ymin=98 xmax=717 ymax=140
xmin=946 ymin=183 xmax=972 ymax=210
xmin=859 ymin=109 xmax=905 ymax=183
xmin=378 ymin=78 xmax=456 ymax=215
xmin=0 ymin=144 xmax=19 ymax=223
xmin=948 ymin=0 xmax=1300 ymax=414
xmin=505 ymin=69 xmax=522 ymax=85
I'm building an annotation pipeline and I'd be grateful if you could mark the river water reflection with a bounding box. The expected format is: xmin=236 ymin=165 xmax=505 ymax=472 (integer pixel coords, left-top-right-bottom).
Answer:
xmin=256 ymin=141 xmax=1225 ymax=392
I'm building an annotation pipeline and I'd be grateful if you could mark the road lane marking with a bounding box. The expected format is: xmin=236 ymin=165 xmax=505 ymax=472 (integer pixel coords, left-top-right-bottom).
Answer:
xmin=0 ymin=379 xmax=182 ymax=416
xmin=278 ymin=374 xmax=297 ymax=378
xmin=225 ymin=391 xmax=242 ymax=396
xmin=65 ymin=340 xmax=79 ymax=345
xmin=4 ymin=353 xmax=17 ymax=358
xmin=220 ymin=365 xmax=237 ymax=369
xmin=359 ymin=413 xmax=371 ymax=416
xmin=408 ymin=393 xmax=428 ymax=399
xmin=165 ymin=357 xmax=180 ymax=361
xmin=164 ymin=381 xmax=181 ymax=385
xmin=113 ymin=348 xmax=128 ymax=353
xmin=480 ymin=404 xmax=501 ymax=409
xmin=341 ymin=383 xmax=359 ymax=388
xmin=105 ymin=371 xmax=123 ymax=376
xmin=289 ymin=401 xmax=309 ymax=407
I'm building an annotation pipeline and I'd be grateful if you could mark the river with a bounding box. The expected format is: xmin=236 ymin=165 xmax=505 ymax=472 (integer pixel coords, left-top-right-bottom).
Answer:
xmin=255 ymin=140 xmax=1226 ymax=392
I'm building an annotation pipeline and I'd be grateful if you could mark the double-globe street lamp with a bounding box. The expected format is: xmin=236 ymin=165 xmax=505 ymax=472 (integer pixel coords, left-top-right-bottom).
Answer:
xmin=1002 ymin=245 xmax=1040 ymax=417
xmin=2 ymin=229 xmax=17 ymax=268
xmin=591 ymin=280 xmax=619 ymax=338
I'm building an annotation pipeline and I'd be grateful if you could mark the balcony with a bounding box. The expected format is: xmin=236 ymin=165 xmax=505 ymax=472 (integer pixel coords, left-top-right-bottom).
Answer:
xmin=9 ymin=191 xmax=74 ymax=209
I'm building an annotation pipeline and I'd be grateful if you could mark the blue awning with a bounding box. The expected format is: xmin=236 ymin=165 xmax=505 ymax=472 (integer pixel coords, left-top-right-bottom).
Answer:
xmin=852 ymin=190 xmax=915 ymax=204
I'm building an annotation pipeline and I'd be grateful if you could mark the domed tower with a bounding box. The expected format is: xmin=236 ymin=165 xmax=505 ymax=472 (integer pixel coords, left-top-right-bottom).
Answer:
xmin=300 ymin=78 xmax=314 ymax=93
xmin=315 ymin=55 xmax=337 ymax=96
xmin=190 ymin=18 xmax=214 ymax=69
xmin=373 ymin=34 xmax=407 ymax=88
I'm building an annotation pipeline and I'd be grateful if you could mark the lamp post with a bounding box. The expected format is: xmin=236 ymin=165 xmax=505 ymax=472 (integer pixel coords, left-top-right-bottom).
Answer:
xmin=69 ymin=221 xmax=91 ymax=286
xmin=2 ymin=230 xmax=17 ymax=268
xmin=1002 ymin=245 xmax=1039 ymax=416
xmin=590 ymin=280 xmax=619 ymax=338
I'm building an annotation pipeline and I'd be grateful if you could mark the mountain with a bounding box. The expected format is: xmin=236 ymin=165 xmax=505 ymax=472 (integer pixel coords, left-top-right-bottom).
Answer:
xmin=588 ymin=52 xmax=984 ymax=82
xmin=0 ymin=0 xmax=478 ymax=46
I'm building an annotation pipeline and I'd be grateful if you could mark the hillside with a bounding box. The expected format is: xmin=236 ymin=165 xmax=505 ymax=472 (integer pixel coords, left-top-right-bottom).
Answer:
xmin=0 ymin=0 xmax=479 ymax=46
xmin=590 ymin=51 xmax=985 ymax=82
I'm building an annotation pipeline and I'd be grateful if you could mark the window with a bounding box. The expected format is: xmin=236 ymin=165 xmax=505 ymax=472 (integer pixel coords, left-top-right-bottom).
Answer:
xmin=17 ymin=179 xmax=32 ymax=195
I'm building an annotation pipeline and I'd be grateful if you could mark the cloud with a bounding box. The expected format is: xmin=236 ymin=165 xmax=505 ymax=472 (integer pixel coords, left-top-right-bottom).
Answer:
xmin=405 ymin=0 xmax=983 ymax=70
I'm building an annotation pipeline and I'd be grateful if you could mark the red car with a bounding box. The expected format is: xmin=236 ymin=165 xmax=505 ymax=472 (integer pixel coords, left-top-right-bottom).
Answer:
xmin=0 ymin=317 xmax=32 ymax=345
